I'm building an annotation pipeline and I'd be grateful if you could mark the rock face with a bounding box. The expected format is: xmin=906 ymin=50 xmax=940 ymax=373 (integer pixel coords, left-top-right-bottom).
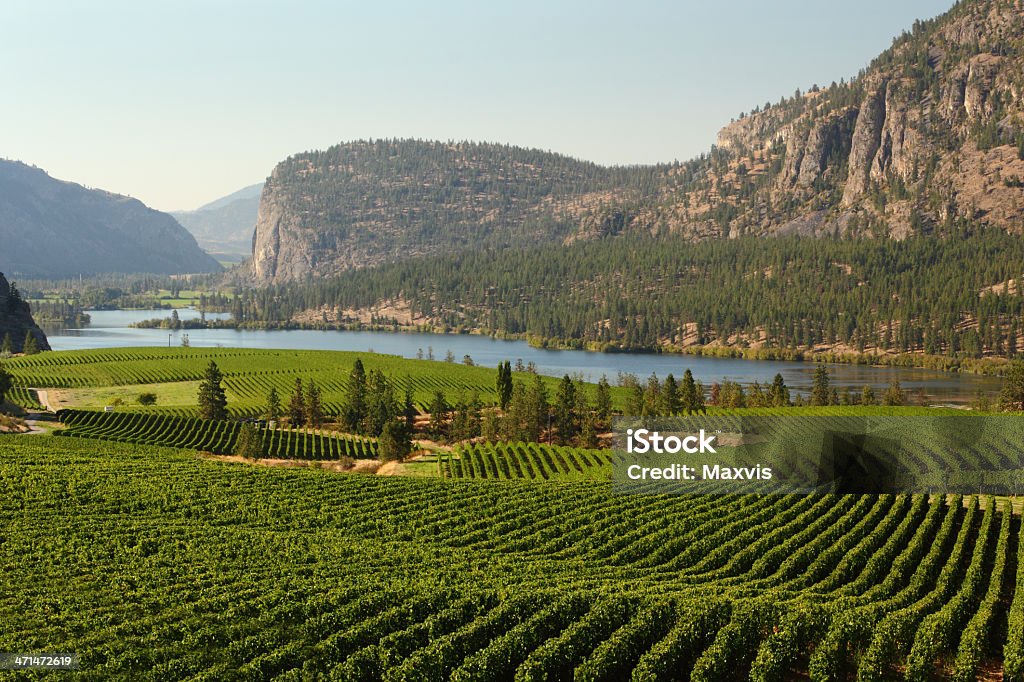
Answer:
xmin=0 ymin=160 xmax=222 ymax=278
xmin=0 ymin=272 xmax=49 ymax=353
xmin=251 ymin=0 xmax=1024 ymax=283
xmin=249 ymin=140 xmax=653 ymax=284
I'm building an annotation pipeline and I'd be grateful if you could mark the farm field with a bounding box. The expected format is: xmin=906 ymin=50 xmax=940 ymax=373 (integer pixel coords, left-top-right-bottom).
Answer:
xmin=1 ymin=435 xmax=1022 ymax=680
xmin=1 ymin=347 xmax=629 ymax=416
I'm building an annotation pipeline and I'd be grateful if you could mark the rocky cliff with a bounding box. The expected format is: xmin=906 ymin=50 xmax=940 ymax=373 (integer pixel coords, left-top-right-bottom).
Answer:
xmin=685 ymin=0 xmax=1024 ymax=239
xmin=0 ymin=273 xmax=49 ymax=353
xmin=251 ymin=0 xmax=1024 ymax=284
xmin=0 ymin=160 xmax=223 ymax=278
xmin=249 ymin=140 xmax=663 ymax=284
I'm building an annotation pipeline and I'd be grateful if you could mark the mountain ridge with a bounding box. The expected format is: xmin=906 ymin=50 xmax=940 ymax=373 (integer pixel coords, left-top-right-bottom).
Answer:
xmin=248 ymin=0 xmax=1024 ymax=285
xmin=0 ymin=160 xmax=222 ymax=278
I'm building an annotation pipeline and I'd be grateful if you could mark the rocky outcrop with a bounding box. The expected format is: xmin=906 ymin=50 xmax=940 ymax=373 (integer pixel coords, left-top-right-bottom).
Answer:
xmin=248 ymin=0 xmax=1024 ymax=282
xmin=0 ymin=273 xmax=49 ymax=353
xmin=0 ymin=160 xmax=222 ymax=278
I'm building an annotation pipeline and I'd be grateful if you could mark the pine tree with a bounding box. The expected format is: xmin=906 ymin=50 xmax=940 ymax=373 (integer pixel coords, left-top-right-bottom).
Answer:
xmin=22 ymin=331 xmax=38 ymax=356
xmin=861 ymin=384 xmax=876 ymax=406
xmin=883 ymin=380 xmax=906 ymax=407
xmin=379 ymin=420 xmax=412 ymax=462
xmin=594 ymin=375 xmax=613 ymax=426
xmin=998 ymin=361 xmax=1024 ymax=411
xmin=0 ymin=361 xmax=11 ymax=404
xmin=554 ymin=374 xmax=577 ymax=444
xmin=661 ymin=373 xmax=681 ymax=416
xmin=768 ymin=373 xmax=790 ymax=407
xmin=265 ymin=387 xmax=281 ymax=422
xmin=197 ymin=361 xmax=228 ymax=420
xmin=811 ymin=365 xmax=830 ymax=406
xmin=496 ymin=361 xmax=513 ymax=410
xmin=289 ymin=378 xmax=306 ymax=426
xmin=305 ymin=380 xmax=324 ymax=428
xmin=343 ymin=359 xmax=367 ymax=432
xmin=235 ymin=423 xmax=264 ymax=459
xmin=403 ymin=382 xmax=417 ymax=431
xmin=0 ymin=333 xmax=12 ymax=356
xmin=525 ymin=373 xmax=549 ymax=442
xmin=680 ymin=369 xmax=699 ymax=414
xmin=429 ymin=390 xmax=449 ymax=440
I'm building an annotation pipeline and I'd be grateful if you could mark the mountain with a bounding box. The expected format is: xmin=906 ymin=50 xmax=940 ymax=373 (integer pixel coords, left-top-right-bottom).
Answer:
xmin=249 ymin=140 xmax=663 ymax=284
xmin=0 ymin=160 xmax=222 ymax=278
xmin=248 ymin=0 xmax=1024 ymax=286
xmin=0 ymin=272 xmax=49 ymax=353
xmin=680 ymin=0 xmax=1024 ymax=240
xmin=172 ymin=183 xmax=263 ymax=263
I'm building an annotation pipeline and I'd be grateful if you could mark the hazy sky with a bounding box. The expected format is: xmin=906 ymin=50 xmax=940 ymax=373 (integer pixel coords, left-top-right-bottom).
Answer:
xmin=2 ymin=0 xmax=954 ymax=212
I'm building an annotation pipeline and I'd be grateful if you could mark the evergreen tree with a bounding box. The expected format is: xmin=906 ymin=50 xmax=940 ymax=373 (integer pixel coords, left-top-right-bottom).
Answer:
xmin=661 ymin=373 xmax=681 ymax=416
xmin=0 ymin=361 xmax=11 ymax=405
xmin=680 ymin=369 xmax=699 ymax=414
xmin=0 ymin=333 xmax=12 ymax=356
xmin=22 ymin=331 xmax=38 ymax=356
xmin=197 ymin=361 xmax=228 ymax=420
xmin=643 ymin=373 xmax=661 ymax=417
xmin=594 ymin=375 xmax=613 ymax=426
xmin=811 ymin=365 xmax=831 ymax=406
xmin=402 ymin=382 xmax=417 ymax=431
xmin=342 ymin=359 xmax=367 ymax=432
xmin=482 ymin=407 xmax=500 ymax=441
xmin=998 ymin=361 xmax=1024 ymax=411
xmin=554 ymin=375 xmax=577 ymax=444
xmin=378 ymin=420 xmax=412 ymax=462
xmin=580 ymin=412 xmax=599 ymax=448
xmin=861 ymin=384 xmax=877 ymax=406
xmin=429 ymin=390 xmax=449 ymax=440
xmin=496 ymin=361 xmax=513 ymax=410
xmin=265 ymin=386 xmax=281 ymax=422
xmin=289 ymin=378 xmax=306 ymax=426
xmin=768 ymin=373 xmax=790 ymax=406
xmin=235 ymin=423 xmax=264 ymax=459
xmin=305 ymin=380 xmax=324 ymax=428
xmin=366 ymin=370 xmax=400 ymax=436
xmin=502 ymin=381 xmax=529 ymax=441
xmin=525 ymin=373 xmax=549 ymax=442
xmin=883 ymin=380 xmax=906 ymax=407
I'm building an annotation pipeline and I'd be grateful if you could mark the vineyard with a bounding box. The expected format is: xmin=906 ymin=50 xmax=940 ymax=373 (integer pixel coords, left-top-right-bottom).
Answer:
xmin=1 ymin=434 xmax=1022 ymax=680
xmin=0 ymin=347 xmax=628 ymax=416
xmin=442 ymin=442 xmax=613 ymax=480
xmin=55 ymin=409 xmax=378 ymax=459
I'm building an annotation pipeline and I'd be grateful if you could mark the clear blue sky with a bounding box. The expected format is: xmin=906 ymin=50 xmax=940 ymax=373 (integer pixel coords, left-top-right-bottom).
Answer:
xmin=1 ymin=0 xmax=955 ymax=211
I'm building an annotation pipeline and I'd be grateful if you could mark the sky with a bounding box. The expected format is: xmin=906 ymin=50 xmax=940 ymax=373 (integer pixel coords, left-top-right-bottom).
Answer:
xmin=1 ymin=0 xmax=955 ymax=212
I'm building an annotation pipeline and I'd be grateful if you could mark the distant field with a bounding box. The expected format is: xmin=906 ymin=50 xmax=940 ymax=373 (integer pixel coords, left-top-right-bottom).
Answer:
xmin=4 ymin=347 xmax=628 ymax=415
xmin=1 ymin=435 xmax=1021 ymax=679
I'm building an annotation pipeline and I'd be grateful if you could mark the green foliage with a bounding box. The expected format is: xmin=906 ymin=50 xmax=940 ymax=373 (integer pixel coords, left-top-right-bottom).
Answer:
xmin=235 ymin=422 xmax=264 ymax=459
xmin=999 ymin=360 xmax=1024 ymax=411
xmin=378 ymin=420 xmax=412 ymax=463
xmin=136 ymin=392 xmax=157 ymax=406
xmin=264 ymin=386 xmax=281 ymax=422
xmin=55 ymin=409 xmax=377 ymax=459
xmin=241 ymin=230 xmax=1024 ymax=362
xmin=0 ymin=362 xmax=10 ymax=406
xmin=21 ymin=330 xmax=38 ymax=355
xmin=0 ymin=436 xmax=1020 ymax=677
xmin=196 ymin=360 xmax=227 ymax=420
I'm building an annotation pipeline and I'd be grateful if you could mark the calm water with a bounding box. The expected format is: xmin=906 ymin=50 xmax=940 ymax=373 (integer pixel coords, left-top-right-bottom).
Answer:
xmin=47 ymin=309 xmax=999 ymax=404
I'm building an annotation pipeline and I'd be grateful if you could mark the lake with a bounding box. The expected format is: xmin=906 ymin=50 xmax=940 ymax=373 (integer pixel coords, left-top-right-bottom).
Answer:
xmin=46 ymin=309 xmax=1000 ymax=404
